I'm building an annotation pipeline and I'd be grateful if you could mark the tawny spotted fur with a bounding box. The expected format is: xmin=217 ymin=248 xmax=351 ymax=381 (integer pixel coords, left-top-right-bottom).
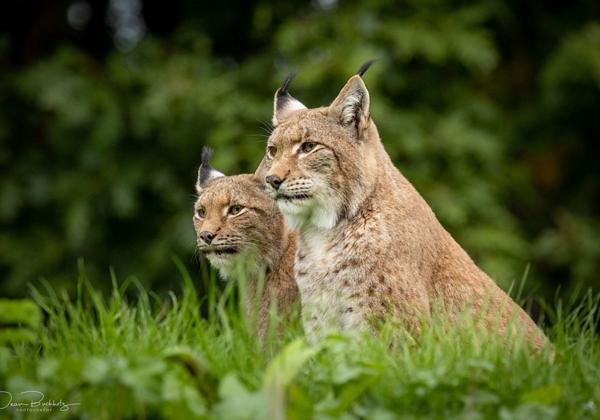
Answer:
xmin=256 ymin=68 xmax=548 ymax=349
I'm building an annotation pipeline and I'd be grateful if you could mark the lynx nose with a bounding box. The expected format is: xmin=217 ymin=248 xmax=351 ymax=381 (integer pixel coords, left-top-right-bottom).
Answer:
xmin=266 ymin=175 xmax=283 ymax=190
xmin=199 ymin=231 xmax=216 ymax=244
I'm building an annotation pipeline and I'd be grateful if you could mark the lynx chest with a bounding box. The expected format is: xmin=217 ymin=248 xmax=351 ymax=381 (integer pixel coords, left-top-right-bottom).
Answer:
xmin=294 ymin=228 xmax=373 ymax=338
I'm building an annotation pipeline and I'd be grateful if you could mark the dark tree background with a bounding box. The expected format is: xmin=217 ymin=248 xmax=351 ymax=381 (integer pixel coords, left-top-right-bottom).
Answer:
xmin=1 ymin=0 xmax=599 ymax=300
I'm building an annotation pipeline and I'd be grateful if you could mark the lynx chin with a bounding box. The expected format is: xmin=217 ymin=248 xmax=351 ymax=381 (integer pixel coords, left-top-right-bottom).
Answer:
xmin=194 ymin=147 xmax=299 ymax=339
xmin=255 ymin=62 xmax=549 ymax=350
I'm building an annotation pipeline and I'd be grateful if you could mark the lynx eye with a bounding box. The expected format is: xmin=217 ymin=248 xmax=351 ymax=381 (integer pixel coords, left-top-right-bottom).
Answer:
xmin=267 ymin=146 xmax=277 ymax=159
xmin=229 ymin=204 xmax=244 ymax=215
xmin=196 ymin=207 xmax=206 ymax=218
xmin=299 ymin=142 xmax=317 ymax=153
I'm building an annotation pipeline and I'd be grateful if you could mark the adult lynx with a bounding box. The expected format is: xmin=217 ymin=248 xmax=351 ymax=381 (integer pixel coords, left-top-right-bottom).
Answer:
xmin=194 ymin=148 xmax=299 ymax=339
xmin=256 ymin=64 xmax=548 ymax=349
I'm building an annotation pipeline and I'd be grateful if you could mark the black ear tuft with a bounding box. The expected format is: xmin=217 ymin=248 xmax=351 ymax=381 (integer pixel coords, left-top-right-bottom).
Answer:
xmin=356 ymin=59 xmax=377 ymax=77
xmin=199 ymin=146 xmax=214 ymax=186
xmin=201 ymin=146 xmax=213 ymax=166
xmin=273 ymin=72 xmax=307 ymax=125
xmin=278 ymin=72 xmax=297 ymax=96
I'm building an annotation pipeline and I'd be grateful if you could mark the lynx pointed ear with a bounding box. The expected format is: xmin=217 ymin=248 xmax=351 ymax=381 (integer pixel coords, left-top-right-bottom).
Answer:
xmin=272 ymin=73 xmax=307 ymax=126
xmin=196 ymin=147 xmax=224 ymax=193
xmin=328 ymin=75 xmax=370 ymax=130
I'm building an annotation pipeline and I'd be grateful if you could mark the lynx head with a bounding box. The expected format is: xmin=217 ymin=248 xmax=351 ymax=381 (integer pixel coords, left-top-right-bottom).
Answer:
xmin=256 ymin=61 xmax=382 ymax=231
xmin=194 ymin=147 xmax=286 ymax=279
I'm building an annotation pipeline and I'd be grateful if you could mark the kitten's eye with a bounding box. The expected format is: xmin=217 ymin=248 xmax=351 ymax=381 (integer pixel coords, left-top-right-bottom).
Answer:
xmin=196 ymin=207 xmax=206 ymax=218
xmin=300 ymin=142 xmax=317 ymax=153
xmin=267 ymin=146 xmax=277 ymax=159
xmin=229 ymin=204 xmax=244 ymax=215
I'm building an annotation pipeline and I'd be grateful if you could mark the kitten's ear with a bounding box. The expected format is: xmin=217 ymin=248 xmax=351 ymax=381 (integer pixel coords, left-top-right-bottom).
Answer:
xmin=254 ymin=157 xmax=268 ymax=184
xmin=328 ymin=60 xmax=376 ymax=133
xmin=272 ymin=73 xmax=307 ymax=126
xmin=196 ymin=147 xmax=224 ymax=193
xmin=250 ymin=174 xmax=268 ymax=193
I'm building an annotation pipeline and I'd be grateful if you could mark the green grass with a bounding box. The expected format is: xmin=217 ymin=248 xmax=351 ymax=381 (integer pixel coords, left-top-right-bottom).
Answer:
xmin=0 ymin=261 xmax=599 ymax=419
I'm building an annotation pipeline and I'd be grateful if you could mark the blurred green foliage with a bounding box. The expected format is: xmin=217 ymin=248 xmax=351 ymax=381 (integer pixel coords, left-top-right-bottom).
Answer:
xmin=0 ymin=299 xmax=41 ymax=345
xmin=0 ymin=0 xmax=599 ymax=298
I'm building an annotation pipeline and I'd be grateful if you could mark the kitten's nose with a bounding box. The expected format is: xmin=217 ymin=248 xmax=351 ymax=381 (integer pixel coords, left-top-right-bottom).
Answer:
xmin=199 ymin=231 xmax=216 ymax=244
xmin=265 ymin=175 xmax=283 ymax=190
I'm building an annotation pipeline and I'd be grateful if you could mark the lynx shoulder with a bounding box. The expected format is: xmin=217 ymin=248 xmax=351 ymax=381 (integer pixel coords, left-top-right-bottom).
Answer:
xmin=193 ymin=147 xmax=299 ymax=339
xmin=255 ymin=67 xmax=548 ymax=350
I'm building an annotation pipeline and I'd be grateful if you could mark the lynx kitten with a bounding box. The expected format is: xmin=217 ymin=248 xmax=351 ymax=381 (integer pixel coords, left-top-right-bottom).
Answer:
xmin=194 ymin=148 xmax=299 ymax=339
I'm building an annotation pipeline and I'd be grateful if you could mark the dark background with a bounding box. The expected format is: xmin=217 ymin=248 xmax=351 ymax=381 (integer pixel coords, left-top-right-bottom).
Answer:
xmin=1 ymin=0 xmax=599 ymax=302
